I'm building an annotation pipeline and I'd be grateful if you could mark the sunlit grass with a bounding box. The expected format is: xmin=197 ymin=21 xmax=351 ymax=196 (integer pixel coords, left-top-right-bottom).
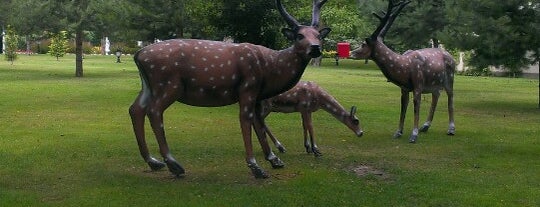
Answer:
xmin=1 ymin=54 xmax=539 ymax=206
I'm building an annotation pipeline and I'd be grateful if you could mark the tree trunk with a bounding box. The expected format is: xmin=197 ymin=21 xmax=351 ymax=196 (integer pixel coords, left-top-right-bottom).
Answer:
xmin=26 ymin=36 xmax=31 ymax=55
xmin=75 ymin=29 xmax=84 ymax=77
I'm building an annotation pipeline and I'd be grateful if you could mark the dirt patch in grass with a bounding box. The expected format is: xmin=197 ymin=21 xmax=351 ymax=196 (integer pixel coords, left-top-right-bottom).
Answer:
xmin=350 ymin=165 xmax=391 ymax=180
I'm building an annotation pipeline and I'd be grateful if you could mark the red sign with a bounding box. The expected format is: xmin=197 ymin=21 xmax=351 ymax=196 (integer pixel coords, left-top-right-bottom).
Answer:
xmin=337 ymin=42 xmax=350 ymax=58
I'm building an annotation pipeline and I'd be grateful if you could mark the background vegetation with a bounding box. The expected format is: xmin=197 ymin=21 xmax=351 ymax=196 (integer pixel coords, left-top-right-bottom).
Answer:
xmin=1 ymin=0 xmax=539 ymax=76
xmin=0 ymin=55 xmax=538 ymax=206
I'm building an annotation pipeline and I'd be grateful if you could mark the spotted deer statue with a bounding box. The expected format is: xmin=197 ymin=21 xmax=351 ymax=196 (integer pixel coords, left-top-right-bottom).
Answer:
xmin=129 ymin=0 xmax=331 ymax=179
xmin=350 ymin=0 xmax=455 ymax=143
xmin=260 ymin=81 xmax=363 ymax=156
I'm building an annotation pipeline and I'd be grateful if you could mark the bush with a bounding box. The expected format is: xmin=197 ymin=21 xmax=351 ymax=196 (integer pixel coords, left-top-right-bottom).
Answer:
xmin=31 ymin=39 xmax=51 ymax=54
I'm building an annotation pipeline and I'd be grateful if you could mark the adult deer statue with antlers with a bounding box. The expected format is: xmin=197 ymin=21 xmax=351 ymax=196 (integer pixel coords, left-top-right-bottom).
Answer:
xmin=129 ymin=0 xmax=331 ymax=179
xmin=350 ymin=0 xmax=455 ymax=143
xmin=260 ymin=81 xmax=363 ymax=156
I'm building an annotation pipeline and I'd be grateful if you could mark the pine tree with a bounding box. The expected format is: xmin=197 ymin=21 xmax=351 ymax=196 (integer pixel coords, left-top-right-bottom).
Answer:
xmin=48 ymin=31 xmax=68 ymax=61
xmin=4 ymin=25 xmax=18 ymax=65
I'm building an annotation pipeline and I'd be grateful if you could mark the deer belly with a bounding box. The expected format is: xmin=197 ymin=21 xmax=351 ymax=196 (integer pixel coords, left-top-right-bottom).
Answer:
xmin=178 ymin=86 xmax=240 ymax=107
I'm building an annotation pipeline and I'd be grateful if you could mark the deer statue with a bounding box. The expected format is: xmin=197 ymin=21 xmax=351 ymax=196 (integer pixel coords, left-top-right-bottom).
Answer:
xmin=128 ymin=0 xmax=331 ymax=179
xmin=260 ymin=81 xmax=363 ymax=156
xmin=350 ymin=0 xmax=455 ymax=143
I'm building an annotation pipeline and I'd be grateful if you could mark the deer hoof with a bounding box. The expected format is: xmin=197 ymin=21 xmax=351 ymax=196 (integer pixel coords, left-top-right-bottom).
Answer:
xmin=419 ymin=124 xmax=430 ymax=132
xmin=393 ymin=131 xmax=403 ymax=139
xmin=269 ymin=157 xmax=285 ymax=169
xmin=277 ymin=145 xmax=287 ymax=153
xmin=305 ymin=146 xmax=312 ymax=154
xmin=408 ymin=135 xmax=418 ymax=143
xmin=147 ymin=156 xmax=166 ymax=171
xmin=164 ymin=157 xmax=185 ymax=177
xmin=313 ymin=149 xmax=323 ymax=157
xmin=447 ymin=128 xmax=456 ymax=136
xmin=248 ymin=163 xmax=269 ymax=179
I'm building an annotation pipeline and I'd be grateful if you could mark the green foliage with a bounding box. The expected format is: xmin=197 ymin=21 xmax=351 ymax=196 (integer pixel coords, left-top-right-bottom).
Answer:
xmin=441 ymin=0 xmax=540 ymax=72
xmin=4 ymin=25 xmax=19 ymax=64
xmin=48 ymin=31 xmax=69 ymax=60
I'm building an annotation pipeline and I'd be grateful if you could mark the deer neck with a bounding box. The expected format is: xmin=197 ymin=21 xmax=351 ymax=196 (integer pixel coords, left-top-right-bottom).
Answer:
xmin=319 ymin=92 xmax=350 ymax=124
xmin=260 ymin=47 xmax=311 ymax=99
xmin=370 ymin=40 xmax=410 ymax=87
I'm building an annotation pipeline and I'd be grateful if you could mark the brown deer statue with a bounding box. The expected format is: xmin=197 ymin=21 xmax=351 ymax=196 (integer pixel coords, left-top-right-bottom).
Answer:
xmin=260 ymin=81 xmax=363 ymax=156
xmin=128 ymin=0 xmax=331 ymax=179
xmin=350 ymin=0 xmax=455 ymax=143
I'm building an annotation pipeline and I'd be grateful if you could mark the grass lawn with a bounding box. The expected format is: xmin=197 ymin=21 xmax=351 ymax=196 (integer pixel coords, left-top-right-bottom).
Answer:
xmin=0 ymin=54 xmax=539 ymax=206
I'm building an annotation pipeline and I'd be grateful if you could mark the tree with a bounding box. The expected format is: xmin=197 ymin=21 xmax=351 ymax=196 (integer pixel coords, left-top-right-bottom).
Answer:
xmin=48 ymin=31 xmax=69 ymax=60
xmin=4 ymin=25 xmax=18 ymax=64
xmin=441 ymin=0 xmax=540 ymax=74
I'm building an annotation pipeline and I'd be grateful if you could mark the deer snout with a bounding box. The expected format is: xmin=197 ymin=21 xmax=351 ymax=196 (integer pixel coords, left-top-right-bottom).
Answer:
xmin=308 ymin=45 xmax=322 ymax=58
xmin=356 ymin=130 xmax=364 ymax=137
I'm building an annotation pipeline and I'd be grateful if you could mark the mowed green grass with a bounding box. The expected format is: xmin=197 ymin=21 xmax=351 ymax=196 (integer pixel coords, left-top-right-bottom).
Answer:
xmin=0 ymin=54 xmax=539 ymax=206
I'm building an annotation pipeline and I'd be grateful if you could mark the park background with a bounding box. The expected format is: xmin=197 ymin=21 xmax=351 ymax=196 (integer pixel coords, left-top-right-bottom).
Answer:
xmin=1 ymin=0 xmax=539 ymax=206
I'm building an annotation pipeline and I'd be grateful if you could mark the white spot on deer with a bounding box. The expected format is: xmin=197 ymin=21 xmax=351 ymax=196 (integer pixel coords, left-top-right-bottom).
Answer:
xmin=224 ymin=90 xmax=229 ymax=95
xmin=191 ymin=65 xmax=196 ymax=70
xmin=161 ymin=66 xmax=167 ymax=71
xmin=191 ymin=78 xmax=196 ymax=82
xmin=199 ymin=88 xmax=204 ymax=93
xmin=144 ymin=58 xmax=149 ymax=62
xmin=173 ymin=85 xmax=178 ymax=89
xmin=220 ymin=63 xmax=224 ymax=68
xmin=202 ymin=57 xmax=207 ymax=61
xmin=227 ymin=60 xmax=232 ymax=65
xmin=249 ymin=113 xmax=253 ymax=118
xmin=175 ymin=62 xmax=179 ymax=66
xmin=150 ymin=65 xmax=155 ymax=69
xmin=232 ymin=74 xmax=237 ymax=80
xmin=209 ymin=77 xmax=215 ymax=81
xmin=214 ymin=55 xmax=220 ymax=59
xmin=240 ymin=57 xmax=244 ymax=61
xmin=181 ymin=52 xmax=185 ymax=57
xmin=221 ymin=76 xmax=225 ymax=80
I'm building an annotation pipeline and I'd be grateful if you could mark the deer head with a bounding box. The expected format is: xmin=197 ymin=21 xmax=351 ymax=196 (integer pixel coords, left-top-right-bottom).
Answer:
xmin=350 ymin=0 xmax=410 ymax=60
xmin=278 ymin=0 xmax=331 ymax=58
xmin=347 ymin=106 xmax=362 ymax=136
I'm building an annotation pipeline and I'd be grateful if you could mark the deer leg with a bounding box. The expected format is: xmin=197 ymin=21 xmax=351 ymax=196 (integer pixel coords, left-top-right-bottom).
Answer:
xmin=261 ymin=112 xmax=287 ymax=153
xmin=446 ymin=86 xmax=456 ymax=135
xmin=147 ymin=88 xmax=185 ymax=177
xmin=420 ymin=91 xmax=440 ymax=132
xmin=129 ymin=91 xmax=166 ymax=171
xmin=394 ymin=89 xmax=409 ymax=139
xmin=265 ymin=125 xmax=287 ymax=153
xmin=302 ymin=112 xmax=321 ymax=157
xmin=253 ymin=111 xmax=285 ymax=169
xmin=239 ymin=100 xmax=269 ymax=179
xmin=409 ymin=90 xmax=422 ymax=143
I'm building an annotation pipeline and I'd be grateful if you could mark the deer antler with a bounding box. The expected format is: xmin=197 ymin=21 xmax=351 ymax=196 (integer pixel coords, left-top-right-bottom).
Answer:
xmin=370 ymin=0 xmax=411 ymax=40
xmin=276 ymin=0 xmax=301 ymax=29
xmin=311 ymin=0 xmax=329 ymax=27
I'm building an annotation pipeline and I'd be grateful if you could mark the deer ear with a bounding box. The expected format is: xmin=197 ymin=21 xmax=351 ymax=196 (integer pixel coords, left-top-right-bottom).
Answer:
xmin=281 ymin=28 xmax=296 ymax=41
xmin=350 ymin=106 xmax=357 ymax=116
xmin=319 ymin=28 xmax=331 ymax=39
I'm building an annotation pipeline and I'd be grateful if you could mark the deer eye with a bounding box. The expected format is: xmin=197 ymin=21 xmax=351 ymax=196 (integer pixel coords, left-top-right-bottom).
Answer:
xmin=353 ymin=119 xmax=359 ymax=125
xmin=296 ymin=34 xmax=305 ymax=40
